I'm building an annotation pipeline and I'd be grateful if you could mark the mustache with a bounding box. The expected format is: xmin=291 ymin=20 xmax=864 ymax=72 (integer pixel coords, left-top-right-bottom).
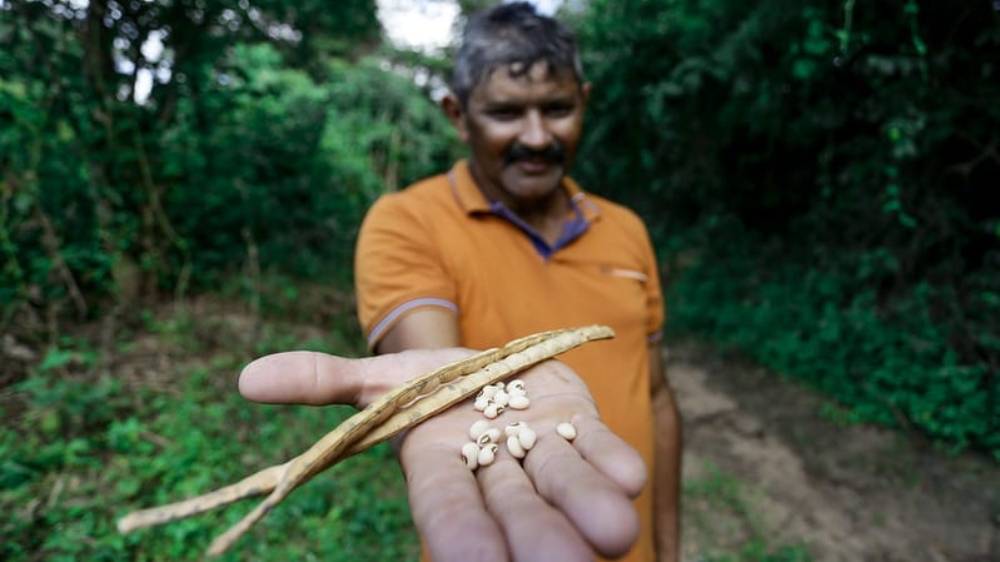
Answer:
xmin=504 ymin=142 xmax=566 ymax=167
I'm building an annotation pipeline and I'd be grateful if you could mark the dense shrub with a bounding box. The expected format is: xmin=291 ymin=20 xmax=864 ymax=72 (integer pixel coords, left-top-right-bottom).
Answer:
xmin=0 ymin=0 xmax=458 ymax=319
xmin=575 ymin=0 xmax=999 ymax=456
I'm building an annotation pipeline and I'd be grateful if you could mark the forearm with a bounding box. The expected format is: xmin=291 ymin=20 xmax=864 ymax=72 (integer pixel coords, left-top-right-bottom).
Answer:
xmin=653 ymin=381 xmax=681 ymax=562
xmin=648 ymin=341 xmax=681 ymax=562
xmin=373 ymin=308 xmax=461 ymax=354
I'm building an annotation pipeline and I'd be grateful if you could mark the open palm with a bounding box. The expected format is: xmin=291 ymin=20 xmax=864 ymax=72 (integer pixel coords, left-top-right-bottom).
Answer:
xmin=239 ymin=348 xmax=646 ymax=562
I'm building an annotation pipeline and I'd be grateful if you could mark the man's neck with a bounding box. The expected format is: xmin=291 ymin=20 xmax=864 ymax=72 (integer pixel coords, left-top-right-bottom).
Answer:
xmin=468 ymin=162 xmax=572 ymax=245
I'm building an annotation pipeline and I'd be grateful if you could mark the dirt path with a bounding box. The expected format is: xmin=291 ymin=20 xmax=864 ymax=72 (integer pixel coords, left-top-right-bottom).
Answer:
xmin=664 ymin=342 xmax=1000 ymax=562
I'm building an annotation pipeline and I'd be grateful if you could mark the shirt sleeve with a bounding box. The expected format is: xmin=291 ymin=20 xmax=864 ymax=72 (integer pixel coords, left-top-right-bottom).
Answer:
xmin=354 ymin=194 xmax=458 ymax=349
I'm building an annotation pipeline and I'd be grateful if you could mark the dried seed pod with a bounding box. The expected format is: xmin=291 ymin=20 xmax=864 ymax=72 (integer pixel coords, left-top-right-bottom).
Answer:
xmin=483 ymin=427 xmax=502 ymax=443
xmin=506 ymin=435 xmax=526 ymax=459
xmin=507 ymin=379 xmax=526 ymax=395
xmin=469 ymin=420 xmax=491 ymax=440
xmin=115 ymin=325 xmax=616 ymax=557
xmin=474 ymin=396 xmax=489 ymax=411
xmin=556 ymin=422 xmax=577 ymax=441
xmin=493 ymin=390 xmax=510 ymax=408
xmin=500 ymin=356 xmax=522 ymax=371
xmin=461 ymin=442 xmax=479 ymax=470
xmin=477 ymin=443 xmax=498 ymax=466
xmin=508 ymin=395 xmax=530 ymax=410
xmin=504 ymin=421 xmax=525 ymax=437
xmin=517 ymin=426 xmax=537 ymax=450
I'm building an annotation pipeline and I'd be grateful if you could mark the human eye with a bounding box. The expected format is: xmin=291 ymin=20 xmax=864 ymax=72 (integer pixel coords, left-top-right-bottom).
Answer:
xmin=543 ymin=102 xmax=575 ymax=117
xmin=486 ymin=105 xmax=521 ymax=120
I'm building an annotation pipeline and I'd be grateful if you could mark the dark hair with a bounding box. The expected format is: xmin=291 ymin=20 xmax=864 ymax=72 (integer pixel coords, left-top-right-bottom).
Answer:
xmin=450 ymin=2 xmax=584 ymax=106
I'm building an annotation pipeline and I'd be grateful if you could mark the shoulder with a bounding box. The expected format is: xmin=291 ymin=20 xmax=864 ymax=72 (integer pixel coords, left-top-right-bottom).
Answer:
xmin=363 ymin=172 xmax=454 ymax=227
xmin=581 ymin=191 xmax=652 ymax=239
xmin=574 ymin=188 xmax=659 ymax=273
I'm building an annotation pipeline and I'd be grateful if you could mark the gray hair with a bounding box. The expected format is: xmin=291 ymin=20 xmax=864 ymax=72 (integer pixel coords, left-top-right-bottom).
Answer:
xmin=451 ymin=2 xmax=584 ymax=106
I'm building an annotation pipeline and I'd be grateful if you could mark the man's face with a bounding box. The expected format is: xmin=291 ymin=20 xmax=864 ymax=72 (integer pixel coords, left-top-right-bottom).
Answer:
xmin=454 ymin=61 xmax=589 ymax=206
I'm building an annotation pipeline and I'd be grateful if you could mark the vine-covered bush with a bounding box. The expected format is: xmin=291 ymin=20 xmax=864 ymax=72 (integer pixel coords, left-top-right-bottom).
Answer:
xmin=158 ymin=46 xmax=459 ymax=286
xmin=576 ymin=0 xmax=999 ymax=457
xmin=0 ymin=0 xmax=458 ymax=320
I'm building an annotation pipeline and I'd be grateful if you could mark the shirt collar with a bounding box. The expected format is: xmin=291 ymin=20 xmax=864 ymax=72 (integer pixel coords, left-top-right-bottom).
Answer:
xmin=447 ymin=159 xmax=601 ymax=222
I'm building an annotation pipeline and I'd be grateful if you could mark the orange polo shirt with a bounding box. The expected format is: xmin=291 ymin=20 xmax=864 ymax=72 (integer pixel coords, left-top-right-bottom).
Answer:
xmin=355 ymin=160 xmax=663 ymax=562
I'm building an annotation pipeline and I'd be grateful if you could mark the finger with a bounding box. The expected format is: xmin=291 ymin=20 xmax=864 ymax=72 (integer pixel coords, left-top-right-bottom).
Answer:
xmin=522 ymin=429 xmax=640 ymax=558
xmin=402 ymin=442 xmax=508 ymax=562
xmin=477 ymin=454 xmax=594 ymax=562
xmin=238 ymin=351 xmax=362 ymax=406
xmin=238 ymin=349 xmax=470 ymax=407
xmin=571 ymin=414 xmax=648 ymax=498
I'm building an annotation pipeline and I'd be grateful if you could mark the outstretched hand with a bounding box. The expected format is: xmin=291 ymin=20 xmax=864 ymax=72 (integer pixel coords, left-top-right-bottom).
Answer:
xmin=238 ymin=348 xmax=647 ymax=562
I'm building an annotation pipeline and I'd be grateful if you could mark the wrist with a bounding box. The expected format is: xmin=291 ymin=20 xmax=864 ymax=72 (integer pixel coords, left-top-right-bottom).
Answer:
xmin=354 ymin=355 xmax=397 ymax=408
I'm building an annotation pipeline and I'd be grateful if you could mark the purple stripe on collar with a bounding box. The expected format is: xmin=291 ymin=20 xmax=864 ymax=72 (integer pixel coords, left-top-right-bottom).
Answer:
xmin=489 ymin=199 xmax=591 ymax=259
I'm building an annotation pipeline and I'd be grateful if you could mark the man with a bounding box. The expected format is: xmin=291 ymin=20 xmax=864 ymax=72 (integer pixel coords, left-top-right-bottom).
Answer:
xmin=353 ymin=4 xmax=680 ymax=561
xmin=238 ymin=3 xmax=680 ymax=561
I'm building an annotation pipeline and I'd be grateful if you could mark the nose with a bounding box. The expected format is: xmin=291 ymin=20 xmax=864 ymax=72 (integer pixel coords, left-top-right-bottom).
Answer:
xmin=518 ymin=110 xmax=552 ymax=150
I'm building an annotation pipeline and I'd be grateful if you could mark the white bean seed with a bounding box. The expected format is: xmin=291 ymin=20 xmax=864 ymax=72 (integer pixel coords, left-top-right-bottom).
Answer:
xmin=484 ymin=427 xmax=502 ymax=443
xmin=484 ymin=404 xmax=500 ymax=419
xmin=477 ymin=443 xmax=497 ymax=466
xmin=508 ymin=395 xmax=530 ymax=410
xmin=474 ymin=396 xmax=489 ymax=411
xmin=504 ymin=421 xmax=524 ymax=437
xmin=507 ymin=379 xmax=526 ymax=395
xmin=477 ymin=433 xmax=493 ymax=446
xmin=506 ymin=435 xmax=526 ymax=459
xmin=493 ymin=390 xmax=510 ymax=408
xmin=556 ymin=422 xmax=577 ymax=441
xmin=518 ymin=426 xmax=537 ymax=450
xmin=469 ymin=420 xmax=491 ymax=440
xmin=461 ymin=442 xmax=479 ymax=470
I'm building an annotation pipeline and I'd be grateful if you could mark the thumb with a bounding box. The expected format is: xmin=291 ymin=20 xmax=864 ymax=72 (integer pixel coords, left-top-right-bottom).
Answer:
xmin=238 ymin=351 xmax=363 ymax=406
xmin=238 ymin=348 xmax=473 ymax=408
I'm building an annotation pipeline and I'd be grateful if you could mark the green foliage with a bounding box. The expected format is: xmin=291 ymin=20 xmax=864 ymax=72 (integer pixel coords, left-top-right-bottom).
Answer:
xmin=0 ymin=312 xmax=416 ymax=561
xmin=1 ymin=0 xmax=458 ymax=317
xmin=669 ymin=232 xmax=999 ymax=456
xmin=705 ymin=543 xmax=813 ymax=562
xmin=577 ymin=0 xmax=1000 ymax=457
xmin=160 ymin=44 xmax=458 ymax=286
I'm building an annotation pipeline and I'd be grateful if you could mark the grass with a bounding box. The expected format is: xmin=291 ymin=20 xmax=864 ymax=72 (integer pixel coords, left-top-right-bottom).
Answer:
xmin=0 ymin=294 xmax=419 ymax=561
xmin=683 ymin=462 xmax=814 ymax=562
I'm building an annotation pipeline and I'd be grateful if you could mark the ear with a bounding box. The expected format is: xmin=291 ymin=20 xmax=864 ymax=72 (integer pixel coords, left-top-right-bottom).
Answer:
xmin=440 ymin=93 xmax=470 ymax=143
xmin=580 ymin=82 xmax=592 ymax=109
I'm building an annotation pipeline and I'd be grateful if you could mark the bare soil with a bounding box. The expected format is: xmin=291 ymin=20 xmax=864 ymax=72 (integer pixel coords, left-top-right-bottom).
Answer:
xmin=664 ymin=341 xmax=1000 ymax=562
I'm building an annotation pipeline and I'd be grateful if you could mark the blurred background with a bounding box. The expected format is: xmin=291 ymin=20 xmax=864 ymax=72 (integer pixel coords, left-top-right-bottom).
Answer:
xmin=1 ymin=1 xmax=997 ymax=560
